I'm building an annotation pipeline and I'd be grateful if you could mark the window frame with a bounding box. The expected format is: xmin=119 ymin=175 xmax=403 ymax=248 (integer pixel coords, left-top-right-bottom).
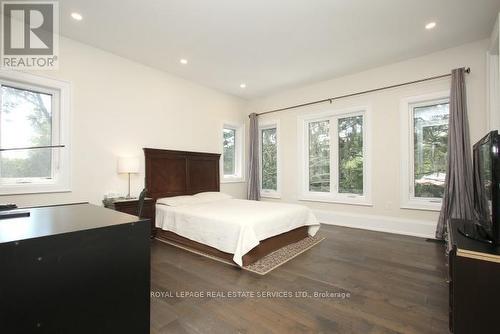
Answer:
xmin=297 ymin=106 xmax=372 ymax=206
xmin=259 ymin=119 xmax=281 ymax=198
xmin=0 ymin=70 xmax=71 ymax=195
xmin=221 ymin=122 xmax=245 ymax=183
xmin=400 ymin=91 xmax=450 ymax=211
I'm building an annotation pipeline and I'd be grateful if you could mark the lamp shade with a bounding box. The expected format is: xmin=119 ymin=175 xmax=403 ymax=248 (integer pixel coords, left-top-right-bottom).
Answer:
xmin=117 ymin=157 xmax=140 ymax=174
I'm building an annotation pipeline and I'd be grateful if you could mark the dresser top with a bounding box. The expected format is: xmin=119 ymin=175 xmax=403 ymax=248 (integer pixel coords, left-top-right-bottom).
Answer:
xmin=449 ymin=219 xmax=500 ymax=262
xmin=0 ymin=203 xmax=146 ymax=244
xmin=103 ymin=197 xmax=153 ymax=206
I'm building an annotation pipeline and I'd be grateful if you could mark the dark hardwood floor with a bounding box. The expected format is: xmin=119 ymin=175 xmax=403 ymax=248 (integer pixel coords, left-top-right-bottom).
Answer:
xmin=150 ymin=225 xmax=449 ymax=334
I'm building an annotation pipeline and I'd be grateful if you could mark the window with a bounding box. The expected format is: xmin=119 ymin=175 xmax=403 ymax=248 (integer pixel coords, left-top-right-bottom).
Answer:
xmin=223 ymin=128 xmax=236 ymax=175
xmin=401 ymin=92 xmax=449 ymax=210
xmin=299 ymin=107 xmax=371 ymax=205
xmin=222 ymin=123 xmax=244 ymax=182
xmin=0 ymin=72 xmax=70 ymax=195
xmin=259 ymin=120 xmax=280 ymax=197
xmin=308 ymin=120 xmax=330 ymax=192
xmin=338 ymin=115 xmax=364 ymax=195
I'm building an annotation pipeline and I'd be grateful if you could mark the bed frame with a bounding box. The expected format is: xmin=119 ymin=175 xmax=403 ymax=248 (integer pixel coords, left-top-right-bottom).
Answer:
xmin=144 ymin=148 xmax=308 ymax=266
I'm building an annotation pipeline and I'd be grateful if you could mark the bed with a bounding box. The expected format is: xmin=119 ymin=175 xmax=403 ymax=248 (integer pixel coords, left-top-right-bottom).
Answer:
xmin=144 ymin=148 xmax=320 ymax=266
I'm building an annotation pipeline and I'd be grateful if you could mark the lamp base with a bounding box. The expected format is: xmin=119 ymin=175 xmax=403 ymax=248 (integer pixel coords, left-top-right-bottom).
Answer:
xmin=127 ymin=173 xmax=132 ymax=199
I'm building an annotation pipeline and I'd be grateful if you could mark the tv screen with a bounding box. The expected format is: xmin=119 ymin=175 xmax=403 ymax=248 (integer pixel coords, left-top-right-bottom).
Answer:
xmin=473 ymin=130 xmax=499 ymax=242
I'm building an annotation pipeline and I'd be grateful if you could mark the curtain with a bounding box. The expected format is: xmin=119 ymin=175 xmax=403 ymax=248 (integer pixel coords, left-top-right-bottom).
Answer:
xmin=436 ymin=67 xmax=475 ymax=240
xmin=247 ymin=113 xmax=260 ymax=201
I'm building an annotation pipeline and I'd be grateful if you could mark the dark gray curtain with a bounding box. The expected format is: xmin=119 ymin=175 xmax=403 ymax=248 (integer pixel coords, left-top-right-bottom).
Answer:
xmin=436 ymin=67 xmax=475 ymax=240
xmin=247 ymin=113 xmax=260 ymax=201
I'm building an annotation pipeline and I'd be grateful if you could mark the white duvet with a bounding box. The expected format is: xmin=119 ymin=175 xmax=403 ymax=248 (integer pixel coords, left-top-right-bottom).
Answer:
xmin=155 ymin=198 xmax=320 ymax=266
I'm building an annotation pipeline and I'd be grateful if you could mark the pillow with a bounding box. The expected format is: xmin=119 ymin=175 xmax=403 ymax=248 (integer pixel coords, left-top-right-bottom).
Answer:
xmin=156 ymin=195 xmax=199 ymax=207
xmin=193 ymin=192 xmax=232 ymax=203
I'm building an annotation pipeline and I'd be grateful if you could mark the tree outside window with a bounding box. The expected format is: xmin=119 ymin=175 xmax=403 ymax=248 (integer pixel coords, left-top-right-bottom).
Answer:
xmin=338 ymin=115 xmax=363 ymax=195
xmin=0 ymin=86 xmax=53 ymax=181
xmin=261 ymin=127 xmax=277 ymax=191
xmin=223 ymin=128 xmax=236 ymax=176
xmin=308 ymin=120 xmax=330 ymax=192
xmin=413 ymin=103 xmax=449 ymax=198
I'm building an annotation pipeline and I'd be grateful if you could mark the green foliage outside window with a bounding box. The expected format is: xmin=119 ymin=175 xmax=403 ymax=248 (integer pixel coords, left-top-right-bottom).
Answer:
xmin=261 ymin=127 xmax=277 ymax=191
xmin=0 ymin=86 xmax=53 ymax=179
xmin=338 ymin=116 xmax=363 ymax=195
xmin=223 ymin=128 xmax=236 ymax=175
xmin=308 ymin=120 xmax=330 ymax=192
xmin=413 ymin=103 xmax=449 ymax=198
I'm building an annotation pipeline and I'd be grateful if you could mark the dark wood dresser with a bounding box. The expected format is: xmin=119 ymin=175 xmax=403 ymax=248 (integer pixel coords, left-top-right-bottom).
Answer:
xmin=0 ymin=203 xmax=150 ymax=334
xmin=103 ymin=197 xmax=155 ymax=237
xmin=448 ymin=219 xmax=500 ymax=333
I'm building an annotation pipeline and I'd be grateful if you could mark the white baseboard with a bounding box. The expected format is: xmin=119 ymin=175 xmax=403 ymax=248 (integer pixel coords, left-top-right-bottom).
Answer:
xmin=314 ymin=209 xmax=437 ymax=239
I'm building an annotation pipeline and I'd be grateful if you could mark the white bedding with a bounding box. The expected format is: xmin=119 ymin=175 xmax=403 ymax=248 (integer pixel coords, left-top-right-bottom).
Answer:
xmin=155 ymin=198 xmax=320 ymax=266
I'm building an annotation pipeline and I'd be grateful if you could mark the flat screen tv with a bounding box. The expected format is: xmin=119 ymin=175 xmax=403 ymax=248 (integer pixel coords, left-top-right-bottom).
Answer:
xmin=462 ymin=130 xmax=500 ymax=243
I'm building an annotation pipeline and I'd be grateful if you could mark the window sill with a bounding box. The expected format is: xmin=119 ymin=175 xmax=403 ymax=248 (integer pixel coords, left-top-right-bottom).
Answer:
xmin=401 ymin=200 xmax=442 ymax=212
xmin=261 ymin=192 xmax=281 ymax=199
xmin=299 ymin=194 xmax=373 ymax=207
xmin=221 ymin=178 xmax=245 ymax=184
xmin=0 ymin=186 xmax=71 ymax=196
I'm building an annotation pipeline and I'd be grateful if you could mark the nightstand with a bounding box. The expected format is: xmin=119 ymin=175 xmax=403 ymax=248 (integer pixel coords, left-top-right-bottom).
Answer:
xmin=103 ymin=197 xmax=156 ymax=238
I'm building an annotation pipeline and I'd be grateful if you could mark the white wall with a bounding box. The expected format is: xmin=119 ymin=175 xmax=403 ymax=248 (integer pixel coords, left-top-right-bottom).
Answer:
xmin=0 ymin=37 xmax=247 ymax=207
xmin=249 ymin=39 xmax=489 ymax=238
xmin=487 ymin=13 xmax=500 ymax=131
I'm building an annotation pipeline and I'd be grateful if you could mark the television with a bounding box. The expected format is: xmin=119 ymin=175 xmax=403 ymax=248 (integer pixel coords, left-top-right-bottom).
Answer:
xmin=460 ymin=130 xmax=500 ymax=244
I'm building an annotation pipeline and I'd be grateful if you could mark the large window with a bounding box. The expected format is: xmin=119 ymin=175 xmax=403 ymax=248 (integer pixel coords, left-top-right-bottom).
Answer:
xmin=222 ymin=123 xmax=244 ymax=182
xmin=0 ymin=72 xmax=70 ymax=194
xmin=299 ymin=108 xmax=370 ymax=205
xmin=401 ymin=92 xmax=449 ymax=210
xmin=259 ymin=121 xmax=280 ymax=197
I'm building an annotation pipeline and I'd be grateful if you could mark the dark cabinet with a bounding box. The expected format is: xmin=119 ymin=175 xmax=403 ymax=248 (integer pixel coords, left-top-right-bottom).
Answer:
xmin=448 ymin=219 xmax=500 ymax=333
xmin=0 ymin=204 xmax=151 ymax=334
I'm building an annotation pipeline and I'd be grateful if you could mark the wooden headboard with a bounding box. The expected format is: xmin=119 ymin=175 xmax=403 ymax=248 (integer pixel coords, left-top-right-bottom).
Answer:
xmin=143 ymin=148 xmax=220 ymax=200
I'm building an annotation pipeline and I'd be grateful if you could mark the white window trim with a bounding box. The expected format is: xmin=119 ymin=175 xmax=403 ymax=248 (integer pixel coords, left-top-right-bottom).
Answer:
xmin=297 ymin=106 xmax=372 ymax=206
xmin=0 ymin=70 xmax=71 ymax=195
xmin=400 ymin=91 xmax=449 ymax=211
xmin=259 ymin=119 xmax=281 ymax=199
xmin=221 ymin=122 xmax=245 ymax=183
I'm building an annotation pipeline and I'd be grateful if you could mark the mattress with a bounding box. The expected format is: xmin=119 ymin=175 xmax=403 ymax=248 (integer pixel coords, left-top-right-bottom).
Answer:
xmin=155 ymin=198 xmax=320 ymax=266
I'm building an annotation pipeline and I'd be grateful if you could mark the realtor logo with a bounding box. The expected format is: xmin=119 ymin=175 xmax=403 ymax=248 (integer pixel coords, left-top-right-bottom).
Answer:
xmin=1 ymin=1 xmax=59 ymax=69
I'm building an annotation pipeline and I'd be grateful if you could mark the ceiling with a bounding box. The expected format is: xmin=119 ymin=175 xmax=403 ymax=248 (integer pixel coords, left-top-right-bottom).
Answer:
xmin=59 ymin=0 xmax=500 ymax=99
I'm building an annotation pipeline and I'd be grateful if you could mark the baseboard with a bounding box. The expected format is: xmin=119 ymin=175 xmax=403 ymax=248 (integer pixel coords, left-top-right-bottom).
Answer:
xmin=314 ymin=209 xmax=437 ymax=239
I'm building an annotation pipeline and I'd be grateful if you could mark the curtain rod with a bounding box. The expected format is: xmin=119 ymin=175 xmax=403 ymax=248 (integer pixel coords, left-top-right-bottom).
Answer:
xmin=252 ymin=67 xmax=470 ymax=117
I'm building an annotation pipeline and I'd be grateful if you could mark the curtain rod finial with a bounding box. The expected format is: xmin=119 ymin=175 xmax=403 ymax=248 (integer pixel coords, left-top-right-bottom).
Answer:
xmin=465 ymin=67 xmax=471 ymax=73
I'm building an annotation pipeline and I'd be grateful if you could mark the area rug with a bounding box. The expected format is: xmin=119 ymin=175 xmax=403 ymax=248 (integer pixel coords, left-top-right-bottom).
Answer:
xmin=157 ymin=235 xmax=325 ymax=275
xmin=243 ymin=235 xmax=325 ymax=275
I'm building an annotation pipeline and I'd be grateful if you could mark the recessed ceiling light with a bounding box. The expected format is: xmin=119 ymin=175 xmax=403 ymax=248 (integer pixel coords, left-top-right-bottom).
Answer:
xmin=240 ymin=83 xmax=246 ymax=89
xmin=180 ymin=59 xmax=188 ymax=65
xmin=425 ymin=22 xmax=436 ymax=30
xmin=71 ymin=12 xmax=83 ymax=21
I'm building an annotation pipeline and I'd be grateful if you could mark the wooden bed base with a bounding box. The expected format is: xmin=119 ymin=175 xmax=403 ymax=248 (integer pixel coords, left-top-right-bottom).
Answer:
xmin=144 ymin=148 xmax=311 ymax=266
xmin=155 ymin=226 xmax=309 ymax=266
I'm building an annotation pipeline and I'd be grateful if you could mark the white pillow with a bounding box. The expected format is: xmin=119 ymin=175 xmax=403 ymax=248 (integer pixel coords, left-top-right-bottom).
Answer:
xmin=193 ymin=192 xmax=232 ymax=203
xmin=156 ymin=195 xmax=199 ymax=207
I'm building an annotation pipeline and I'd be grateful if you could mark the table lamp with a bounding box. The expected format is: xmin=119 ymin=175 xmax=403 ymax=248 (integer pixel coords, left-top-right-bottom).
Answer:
xmin=117 ymin=157 xmax=140 ymax=199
